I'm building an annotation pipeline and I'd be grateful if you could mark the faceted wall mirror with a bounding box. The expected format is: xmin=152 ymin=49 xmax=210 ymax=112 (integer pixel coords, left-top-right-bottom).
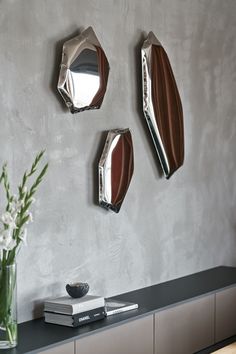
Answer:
xmin=58 ymin=27 xmax=110 ymax=113
xmin=98 ymin=129 xmax=134 ymax=213
xmin=141 ymin=32 xmax=184 ymax=178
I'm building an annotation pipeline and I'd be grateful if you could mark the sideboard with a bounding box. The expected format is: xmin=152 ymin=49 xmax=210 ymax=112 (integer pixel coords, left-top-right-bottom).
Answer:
xmin=2 ymin=266 xmax=236 ymax=354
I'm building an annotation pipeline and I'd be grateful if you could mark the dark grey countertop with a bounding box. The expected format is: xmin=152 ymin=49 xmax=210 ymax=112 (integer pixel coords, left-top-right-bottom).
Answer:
xmin=2 ymin=266 xmax=236 ymax=354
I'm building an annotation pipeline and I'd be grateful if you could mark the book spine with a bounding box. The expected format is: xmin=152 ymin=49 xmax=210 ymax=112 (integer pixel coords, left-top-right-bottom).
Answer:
xmin=44 ymin=307 xmax=106 ymax=327
xmin=106 ymin=305 xmax=138 ymax=316
xmin=106 ymin=307 xmax=127 ymax=316
xmin=72 ymin=306 xmax=105 ymax=320
xmin=73 ymin=308 xmax=105 ymax=327
xmin=72 ymin=298 xmax=105 ymax=315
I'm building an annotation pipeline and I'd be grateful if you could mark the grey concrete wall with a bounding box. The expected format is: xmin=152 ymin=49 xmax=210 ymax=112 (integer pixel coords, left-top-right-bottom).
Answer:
xmin=0 ymin=0 xmax=236 ymax=323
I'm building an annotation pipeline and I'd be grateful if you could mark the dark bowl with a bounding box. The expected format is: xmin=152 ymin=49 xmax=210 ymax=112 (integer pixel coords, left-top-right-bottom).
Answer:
xmin=66 ymin=282 xmax=89 ymax=298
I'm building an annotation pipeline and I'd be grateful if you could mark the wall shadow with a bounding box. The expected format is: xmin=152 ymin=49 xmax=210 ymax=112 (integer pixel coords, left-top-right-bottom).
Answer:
xmin=32 ymin=300 xmax=44 ymax=319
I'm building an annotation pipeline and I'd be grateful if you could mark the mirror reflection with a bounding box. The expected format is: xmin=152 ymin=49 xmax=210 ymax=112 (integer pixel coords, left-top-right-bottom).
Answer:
xmin=141 ymin=32 xmax=184 ymax=178
xmin=58 ymin=27 xmax=109 ymax=113
xmin=98 ymin=129 xmax=134 ymax=213
xmin=69 ymin=49 xmax=100 ymax=108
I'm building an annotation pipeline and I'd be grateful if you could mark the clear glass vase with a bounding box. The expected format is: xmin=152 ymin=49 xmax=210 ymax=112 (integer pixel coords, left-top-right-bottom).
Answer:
xmin=0 ymin=263 xmax=17 ymax=349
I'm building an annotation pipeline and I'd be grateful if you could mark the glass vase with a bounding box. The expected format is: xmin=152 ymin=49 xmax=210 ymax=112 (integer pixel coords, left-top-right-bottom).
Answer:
xmin=0 ymin=263 xmax=17 ymax=349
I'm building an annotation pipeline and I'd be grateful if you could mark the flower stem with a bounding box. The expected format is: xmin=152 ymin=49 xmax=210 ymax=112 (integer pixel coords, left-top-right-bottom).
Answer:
xmin=6 ymin=325 xmax=13 ymax=344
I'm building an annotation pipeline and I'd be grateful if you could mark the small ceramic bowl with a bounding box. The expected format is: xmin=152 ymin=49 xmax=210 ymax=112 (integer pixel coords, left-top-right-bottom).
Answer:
xmin=66 ymin=282 xmax=89 ymax=298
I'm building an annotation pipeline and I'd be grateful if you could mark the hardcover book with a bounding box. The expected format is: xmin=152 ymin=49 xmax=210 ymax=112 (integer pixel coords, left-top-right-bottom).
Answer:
xmin=44 ymin=307 xmax=105 ymax=327
xmin=105 ymin=299 xmax=138 ymax=316
xmin=44 ymin=295 xmax=104 ymax=315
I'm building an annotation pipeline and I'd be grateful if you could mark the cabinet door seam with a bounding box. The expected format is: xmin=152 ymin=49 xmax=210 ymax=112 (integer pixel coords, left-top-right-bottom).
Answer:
xmin=153 ymin=314 xmax=155 ymax=354
xmin=214 ymin=293 xmax=216 ymax=344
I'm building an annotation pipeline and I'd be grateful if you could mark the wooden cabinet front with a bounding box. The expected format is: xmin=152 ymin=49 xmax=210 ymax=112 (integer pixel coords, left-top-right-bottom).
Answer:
xmin=76 ymin=315 xmax=153 ymax=354
xmin=215 ymin=286 xmax=236 ymax=342
xmin=38 ymin=286 xmax=236 ymax=354
xmin=39 ymin=341 xmax=75 ymax=354
xmin=155 ymin=295 xmax=214 ymax=354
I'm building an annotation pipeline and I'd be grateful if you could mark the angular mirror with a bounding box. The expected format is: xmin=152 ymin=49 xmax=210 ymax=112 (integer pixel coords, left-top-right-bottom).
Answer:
xmin=58 ymin=27 xmax=110 ymax=113
xmin=141 ymin=32 xmax=184 ymax=178
xmin=98 ymin=129 xmax=134 ymax=213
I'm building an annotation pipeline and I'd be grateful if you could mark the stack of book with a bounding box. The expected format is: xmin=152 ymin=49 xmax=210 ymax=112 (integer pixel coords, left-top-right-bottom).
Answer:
xmin=44 ymin=295 xmax=105 ymax=327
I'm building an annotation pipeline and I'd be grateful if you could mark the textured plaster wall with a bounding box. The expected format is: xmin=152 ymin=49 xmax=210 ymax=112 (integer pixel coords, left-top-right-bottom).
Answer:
xmin=0 ymin=0 xmax=236 ymax=323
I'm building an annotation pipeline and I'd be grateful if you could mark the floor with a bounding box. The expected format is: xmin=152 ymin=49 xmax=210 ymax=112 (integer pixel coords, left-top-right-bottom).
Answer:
xmin=196 ymin=336 xmax=236 ymax=354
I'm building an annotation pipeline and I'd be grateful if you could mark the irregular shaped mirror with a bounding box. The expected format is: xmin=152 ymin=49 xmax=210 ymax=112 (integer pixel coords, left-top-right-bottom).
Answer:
xmin=141 ymin=32 xmax=184 ymax=178
xmin=58 ymin=27 xmax=109 ymax=113
xmin=99 ymin=129 xmax=134 ymax=213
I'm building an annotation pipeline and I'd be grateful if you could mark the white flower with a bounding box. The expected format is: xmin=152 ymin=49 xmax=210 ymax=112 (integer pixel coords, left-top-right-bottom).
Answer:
xmin=9 ymin=202 xmax=15 ymax=212
xmin=12 ymin=194 xmax=18 ymax=203
xmin=1 ymin=212 xmax=12 ymax=224
xmin=1 ymin=211 xmax=17 ymax=229
xmin=30 ymin=197 xmax=36 ymax=204
xmin=0 ymin=229 xmax=16 ymax=251
xmin=5 ymin=238 xmax=17 ymax=251
xmin=19 ymin=228 xmax=27 ymax=245
xmin=0 ymin=233 xmax=6 ymax=250
xmin=10 ymin=196 xmax=24 ymax=212
xmin=12 ymin=211 xmax=18 ymax=221
xmin=22 ymin=186 xmax=27 ymax=194
xmin=16 ymin=200 xmax=23 ymax=209
xmin=26 ymin=212 xmax=33 ymax=224
xmin=1 ymin=212 xmax=17 ymax=228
